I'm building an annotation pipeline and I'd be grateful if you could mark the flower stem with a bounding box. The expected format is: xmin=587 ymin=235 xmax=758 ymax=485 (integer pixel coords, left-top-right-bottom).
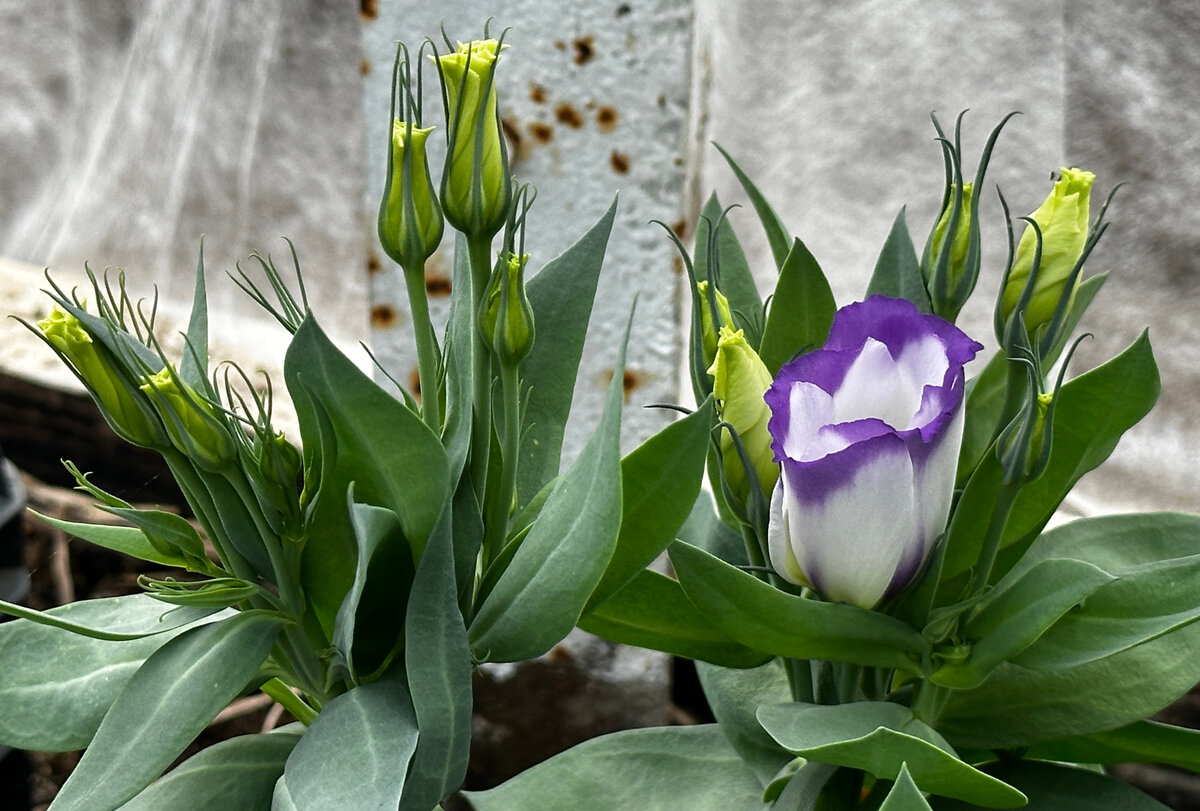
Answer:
xmin=785 ymin=657 xmax=814 ymax=704
xmin=483 ymin=361 xmax=521 ymax=568
xmin=912 ymin=678 xmax=949 ymax=727
xmin=402 ymin=262 xmax=442 ymax=428
xmin=261 ymin=677 xmax=319 ymax=725
xmin=970 ymin=481 xmax=1021 ymax=595
xmin=466 ymin=235 xmax=494 ymax=507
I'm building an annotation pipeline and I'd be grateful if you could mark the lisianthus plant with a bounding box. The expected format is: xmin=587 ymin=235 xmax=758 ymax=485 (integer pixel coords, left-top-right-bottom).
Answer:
xmin=462 ymin=117 xmax=1200 ymax=809
xmin=0 ymin=28 xmax=716 ymax=810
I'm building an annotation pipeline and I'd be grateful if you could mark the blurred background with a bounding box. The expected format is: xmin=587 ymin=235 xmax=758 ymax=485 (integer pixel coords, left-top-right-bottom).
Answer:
xmin=1 ymin=0 xmax=1198 ymax=806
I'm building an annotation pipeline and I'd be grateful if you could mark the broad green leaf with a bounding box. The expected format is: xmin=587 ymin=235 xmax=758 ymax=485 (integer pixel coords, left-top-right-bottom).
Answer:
xmin=281 ymin=668 xmax=418 ymax=811
xmin=1023 ymin=720 xmax=1200 ymax=772
xmin=714 ymin=143 xmax=791 ymax=270
xmin=0 ymin=596 xmax=219 ymax=751
xmin=451 ymin=474 xmax=484 ymax=609
xmin=928 ymin=760 xmax=1168 ymax=810
xmin=1041 ymin=273 xmax=1107 ymax=370
xmin=678 ymin=490 xmax=747 ymax=566
xmin=931 ymin=557 xmax=1114 ymax=689
xmin=696 ymin=659 xmax=794 ymax=786
xmin=104 ymin=505 xmax=214 ymax=572
xmin=757 ymin=702 xmax=1025 ymax=808
xmin=955 ymin=351 xmax=1007 ymax=484
xmin=669 ymin=541 xmax=927 ymax=672
xmin=579 ymin=569 xmax=770 ymax=669
xmin=585 ymin=398 xmax=713 ymax=612
xmin=31 ymin=509 xmax=189 ymax=569
xmin=770 ymin=761 xmax=836 ymax=807
xmin=51 ymin=611 xmax=283 ymax=811
xmin=441 ymin=232 xmax=475 ymax=483
xmin=758 ymin=237 xmax=836 ymax=374
xmin=1003 ymin=514 xmax=1200 ymax=671
xmin=399 ymin=505 xmax=472 ymax=811
xmin=518 ymin=198 xmax=617 ymax=506
xmin=118 ymin=730 xmax=301 ymax=810
xmin=880 ymin=764 xmax=934 ymax=811
xmin=178 ymin=243 xmax=209 ymax=391
xmin=867 ymin=207 xmax=931 ymax=313
xmin=469 ymin=312 xmax=626 ymax=662
xmin=332 ymin=500 xmax=414 ymax=681
xmin=284 ymin=316 xmax=449 ymax=635
xmin=695 ymin=193 xmax=764 ymax=347
xmin=272 ymin=775 xmax=300 ymax=811
xmin=0 ymin=592 xmax=223 ymax=641
xmin=462 ymin=725 xmax=764 ymax=811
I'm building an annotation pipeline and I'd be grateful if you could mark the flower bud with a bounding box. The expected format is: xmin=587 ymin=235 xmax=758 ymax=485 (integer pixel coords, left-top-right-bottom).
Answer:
xmin=436 ymin=39 xmax=511 ymax=238
xmin=139 ymin=368 xmax=237 ymax=470
xmin=1001 ymin=168 xmax=1095 ymax=338
xmin=696 ymin=280 xmax=734 ymax=368
xmin=707 ymin=326 xmax=778 ymax=504
xmin=480 ymin=251 xmax=535 ymax=367
xmin=924 ymin=182 xmax=977 ymax=322
xmin=378 ymin=119 xmax=443 ymax=270
xmin=36 ymin=305 xmax=166 ymax=448
xmin=929 ymin=182 xmax=974 ymax=285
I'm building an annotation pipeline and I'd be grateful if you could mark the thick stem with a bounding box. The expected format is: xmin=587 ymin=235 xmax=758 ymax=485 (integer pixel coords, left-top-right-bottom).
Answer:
xmin=402 ymin=262 xmax=442 ymax=428
xmin=466 ymin=235 xmax=494 ymax=507
xmin=483 ymin=361 xmax=521 ymax=568
xmin=225 ymin=471 xmax=303 ymax=620
xmin=785 ymin=657 xmax=815 ymax=704
xmin=912 ymin=678 xmax=949 ymax=727
xmin=163 ymin=452 xmax=256 ymax=588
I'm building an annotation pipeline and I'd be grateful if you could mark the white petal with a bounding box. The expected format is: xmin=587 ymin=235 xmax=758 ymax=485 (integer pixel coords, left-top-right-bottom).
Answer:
xmin=767 ymin=480 xmax=807 ymax=586
xmin=895 ymin=334 xmax=950 ymax=430
xmin=912 ymin=403 xmax=966 ymax=547
xmin=833 ymin=338 xmax=922 ymax=430
xmin=782 ymin=381 xmax=835 ymax=461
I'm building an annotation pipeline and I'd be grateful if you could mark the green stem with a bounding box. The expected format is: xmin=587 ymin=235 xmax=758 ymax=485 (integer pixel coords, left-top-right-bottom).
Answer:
xmin=785 ymin=657 xmax=814 ymax=704
xmin=483 ymin=361 xmax=521 ymax=569
xmin=261 ymin=677 xmax=319 ymax=726
xmin=466 ymin=235 xmax=494 ymax=507
xmin=970 ymin=481 xmax=1021 ymax=596
xmin=912 ymin=678 xmax=949 ymax=727
xmin=163 ymin=453 xmax=257 ymax=588
xmin=402 ymin=262 xmax=442 ymax=428
xmin=225 ymin=472 xmax=303 ymax=620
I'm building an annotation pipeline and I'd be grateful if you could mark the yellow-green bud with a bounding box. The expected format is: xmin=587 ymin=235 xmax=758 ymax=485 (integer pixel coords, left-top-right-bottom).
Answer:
xmin=139 ymin=368 xmax=237 ymax=470
xmin=480 ymin=252 xmax=535 ymax=367
xmin=1002 ymin=168 xmax=1095 ymax=337
xmin=696 ymin=280 xmax=734 ymax=368
xmin=36 ymin=305 xmax=166 ymax=448
xmin=378 ymin=119 xmax=443 ymax=270
xmin=257 ymin=431 xmax=302 ymax=492
xmin=929 ymin=182 xmax=974 ymax=286
xmin=707 ymin=326 xmax=778 ymax=503
xmin=436 ymin=39 xmax=511 ymax=238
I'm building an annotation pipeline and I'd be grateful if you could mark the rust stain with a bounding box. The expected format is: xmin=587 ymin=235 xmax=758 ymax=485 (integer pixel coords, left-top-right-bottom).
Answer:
xmin=501 ymin=115 xmax=528 ymax=161
xmin=547 ymin=644 xmax=573 ymax=664
xmin=529 ymin=122 xmax=554 ymax=143
xmin=359 ymin=56 xmax=371 ymax=76
xmin=603 ymin=368 xmax=644 ymax=401
xmin=370 ymin=304 xmax=397 ymax=328
xmin=672 ymin=255 xmax=685 ymax=275
xmin=424 ymin=273 xmax=452 ymax=298
xmin=596 ymin=106 xmax=619 ymax=130
xmin=367 ymin=252 xmax=383 ymax=275
xmin=359 ymin=0 xmax=378 ymax=21
xmin=656 ymin=94 xmax=667 ymax=107
xmin=554 ymin=103 xmax=583 ymax=129
xmin=529 ymin=82 xmax=548 ymax=104
xmin=572 ymin=36 xmax=595 ymax=65
xmin=554 ymin=40 xmax=566 ymax=51
xmin=408 ymin=368 xmax=422 ymax=402
xmin=671 ymin=219 xmax=688 ymax=239
xmin=610 ymin=150 xmax=630 ymax=174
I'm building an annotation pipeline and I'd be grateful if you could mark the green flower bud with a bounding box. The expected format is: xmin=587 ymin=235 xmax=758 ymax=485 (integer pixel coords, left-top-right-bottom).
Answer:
xmin=480 ymin=251 xmax=535 ymax=367
xmin=1001 ymin=168 xmax=1095 ymax=337
xmin=929 ymin=181 xmax=974 ymax=287
xmin=696 ymin=280 xmax=734 ymax=368
xmin=36 ymin=305 xmax=167 ymax=448
xmin=257 ymin=431 xmax=302 ymax=492
xmin=436 ymin=39 xmax=511 ymax=238
xmin=707 ymin=326 xmax=778 ymax=503
xmin=378 ymin=119 xmax=443 ymax=270
xmin=139 ymin=368 xmax=237 ymax=470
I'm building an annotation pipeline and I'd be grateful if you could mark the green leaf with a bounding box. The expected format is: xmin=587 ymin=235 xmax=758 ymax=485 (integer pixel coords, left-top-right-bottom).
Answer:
xmin=441 ymin=232 xmax=476 ymax=483
xmin=284 ymin=316 xmax=449 ymax=635
xmin=880 ymin=764 xmax=934 ymax=811
xmin=117 ymin=730 xmax=301 ymax=810
xmin=579 ymin=569 xmax=771 ymax=668
xmin=930 ymin=557 xmax=1115 ymax=689
xmin=758 ymin=237 xmax=836 ymax=374
xmin=518 ymin=198 xmax=617 ymax=507
xmin=928 ymin=760 xmax=1168 ymax=810
xmin=279 ymin=668 xmax=418 ymax=811
xmin=462 ymin=725 xmax=764 ymax=811
xmin=678 ymin=490 xmax=747 ymax=566
xmin=51 ymin=611 xmax=283 ymax=811
xmin=104 ymin=505 xmax=215 ymax=572
xmin=713 ymin=143 xmax=791 ymax=271
xmin=0 ymin=596 xmax=218 ymax=751
xmin=669 ymin=541 xmax=927 ymax=672
xmin=178 ymin=242 xmax=210 ymax=392
xmin=695 ymin=192 xmax=764 ymax=347
xmin=469 ymin=310 xmax=627 ymax=662
xmin=585 ymin=398 xmax=714 ymax=612
xmin=0 ymin=592 xmax=223 ymax=641
xmin=1024 ymin=720 xmax=1200 ymax=772
xmin=332 ymin=500 xmax=414 ymax=681
xmin=696 ymin=659 xmax=794 ymax=786
xmin=399 ymin=505 xmax=472 ymax=811
xmin=867 ymin=207 xmax=932 ymax=313
xmin=30 ymin=509 xmax=190 ymax=569
xmin=955 ymin=351 xmax=1008 ymax=484
xmin=756 ymin=702 xmax=1026 ymax=808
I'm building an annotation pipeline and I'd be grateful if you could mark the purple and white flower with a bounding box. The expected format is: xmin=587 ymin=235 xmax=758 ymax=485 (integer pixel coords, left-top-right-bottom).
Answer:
xmin=764 ymin=295 xmax=982 ymax=609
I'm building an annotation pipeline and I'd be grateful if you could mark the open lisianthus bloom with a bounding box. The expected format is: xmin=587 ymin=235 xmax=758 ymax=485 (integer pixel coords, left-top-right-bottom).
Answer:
xmin=764 ymin=295 xmax=982 ymax=609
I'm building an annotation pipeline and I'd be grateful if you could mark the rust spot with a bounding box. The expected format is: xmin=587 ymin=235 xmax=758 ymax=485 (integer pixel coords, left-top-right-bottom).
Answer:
xmin=359 ymin=56 xmax=371 ymax=76
xmin=610 ymin=150 xmax=630 ymax=174
xmin=603 ymin=368 xmax=644 ymax=401
xmin=359 ymin=0 xmax=378 ymax=21
xmin=672 ymin=255 xmax=684 ymax=275
xmin=554 ymin=103 xmax=583 ymax=129
xmin=501 ymin=115 xmax=529 ymax=161
xmin=657 ymin=94 xmax=666 ymax=107
xmin=370 ymin=304 xmax=397 ymax=328
xmin=671 ymin=219 xmax=688 ymax=239
xmin=529 ymin=122 xmax=554 ymax=143
xmin=547 ymin=644 xmax=572 ymax=664
xmin=529 ymin=82 xmax=548 ymax=104
xmin=616 ymin=3 xmax=632 ymax=16
xmin=408 ymin=368 xmax=422 ymax=402
xmin=367 ymin=253 xmax=383 ymax=275
xmin=554 ymin=40 xmax=566 ymax=51
xmin=424 ymin=273 xmax=452 ymax=298
xmin=596 ymin=106 xmax=619 ymax=131
xmin=572 ymin=36 xmax=595 ymax=65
